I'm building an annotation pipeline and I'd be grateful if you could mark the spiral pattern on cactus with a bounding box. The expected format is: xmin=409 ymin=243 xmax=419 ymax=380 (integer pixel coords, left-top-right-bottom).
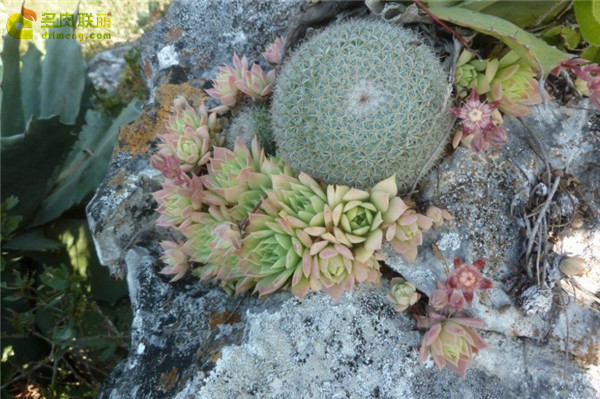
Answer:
xmin=272 ymin=20 xmax=453 ymax=192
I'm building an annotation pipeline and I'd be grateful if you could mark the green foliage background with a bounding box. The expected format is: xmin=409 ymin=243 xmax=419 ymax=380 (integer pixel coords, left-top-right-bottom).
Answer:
xmin=0 ymin=3 xmax=161 ymax=396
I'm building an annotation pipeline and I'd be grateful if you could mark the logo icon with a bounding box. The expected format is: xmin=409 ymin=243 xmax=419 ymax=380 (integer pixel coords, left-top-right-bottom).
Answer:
xmin=7 ymin=6 xmax=37 ymax=39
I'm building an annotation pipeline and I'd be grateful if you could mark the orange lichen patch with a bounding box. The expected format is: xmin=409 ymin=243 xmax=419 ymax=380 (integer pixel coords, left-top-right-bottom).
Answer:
xmin=108 ymin=169 xmax=128 ymax=187
xmin=143 ymin=57 xmax=152 ymax=79
xmin=571 ymin=338 xmax=600 ymax=366
xmin=158 ymin=367 xmax=179 ymax=392
xmin=115 ymin=82 xmax=206 ymax=156
xmin=209 ymin=311 xmax=242 ymax=329
xmin=115 ymin=110 xmax=162 ymax=156
xmin=165 ymin=26 xmax=183 ymax=43
xmin=155 ymin=82 xmax=206 ymax=121
xmin=211 ymin=351 xmax=222 ymax=362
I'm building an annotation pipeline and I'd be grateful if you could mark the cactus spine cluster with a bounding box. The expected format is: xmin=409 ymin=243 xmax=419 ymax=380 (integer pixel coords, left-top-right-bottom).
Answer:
xmin=272 ymin=20 xmax=453 ymax=192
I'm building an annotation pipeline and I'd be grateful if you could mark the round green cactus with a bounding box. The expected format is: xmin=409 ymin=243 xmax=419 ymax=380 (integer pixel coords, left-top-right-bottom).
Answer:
xmin=226 ymin=105 xmax=276 ymax=156
xmin=272 ymin=20 xmax=453 ymax=192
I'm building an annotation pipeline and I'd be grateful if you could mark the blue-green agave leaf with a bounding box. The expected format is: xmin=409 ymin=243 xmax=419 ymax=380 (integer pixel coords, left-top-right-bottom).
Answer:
xmin=1 ymin=34 xmax=25 ymax=136
xmin=32 ymin=100 xmax=143 ymax=226
xmin=1 ymin=116 xmax=77 ymax=225
xmin=428 ymin=6 xmax=571 ymax=76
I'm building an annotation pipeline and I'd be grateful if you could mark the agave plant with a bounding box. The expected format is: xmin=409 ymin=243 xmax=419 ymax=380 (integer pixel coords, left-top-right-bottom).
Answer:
xmin=417 ymin=313 xmax=487 ymax=377
xmin=388 ymin=277 xmax=420 ymax=312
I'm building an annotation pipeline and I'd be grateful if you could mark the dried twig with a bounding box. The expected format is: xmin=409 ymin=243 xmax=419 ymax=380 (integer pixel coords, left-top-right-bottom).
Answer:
xmin=412 ymin=0 xmax=470 ymax=48
xmin=239 ymin=195 xmax=267 ymax=232
xmin=525 ymin=176 xmax=561 ymax=273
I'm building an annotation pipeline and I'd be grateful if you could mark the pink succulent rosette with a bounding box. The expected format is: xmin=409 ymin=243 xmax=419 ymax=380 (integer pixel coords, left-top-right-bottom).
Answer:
xmin=447 ymin=258 xmax=494 ymax=306
xmin=450 ymin=89 xmax=508 ymax=152
xmin=417 ymin=313 xmax=487 ymax=377
xmin=262 ymin=36 xmax=284 ymax=65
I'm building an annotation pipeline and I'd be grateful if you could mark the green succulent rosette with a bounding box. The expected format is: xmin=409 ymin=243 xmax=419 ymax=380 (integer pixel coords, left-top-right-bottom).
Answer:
xmin=488 ymin=50 xmax=543 ymax=117
xmin=305 ymin=175 xmax=407 ymax=263
xmin=240 ymin=172 xmax=327 ymax=298
xmin=201 ymin=138 xmax=292 ymax=222
xmin=153 ymin=174 xmax=204 ymax=228
xmin=180 ymin=205 xmax=252 ymax=293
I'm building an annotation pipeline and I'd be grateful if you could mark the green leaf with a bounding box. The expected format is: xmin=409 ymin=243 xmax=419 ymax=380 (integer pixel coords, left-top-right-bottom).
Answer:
xmin=0 ymin=116 xmax=77 ymax=226
xmin=39 ymin=266 xmax=70 ymax=292
xmin=39 ymin=25 xmax=86 ymax=124
xmin=2 ymin=295 xmax=24 ymax=302
xmin=1 ymin=34 xmax=25 ymax=136
xmin=32 ymin=101 xmax=143 ymax=226
xmin=574 ymin=0 xmax=600 ymax=46
xmin=2 ymin=229 xmax=63 ymax=251
xmin=456 ymin=1 xmax=570 ymax=28
xmin=541 ymin=25 xmax=582 ymax=51
xmin=20 ymin=43 xmax=43 ymax=122
xmin=582 ymin=46 xmax=600 ymax=63
xmin=99 ymin=343 xmax=117 ymax=361
xmin=428 ymin=6 xmax=571 ymax=76
xmin=2 ymin=196 xmax=19 ymax=211
xmin=53 ymin=326 xmax=75 ymax=342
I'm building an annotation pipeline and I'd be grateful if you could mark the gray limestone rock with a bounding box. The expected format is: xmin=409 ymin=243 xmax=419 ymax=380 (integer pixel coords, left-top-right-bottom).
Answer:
xmin=139 ymin=0 xmax=303 ymax=99
xmin=175 ymin=284 xmax=598 ymax=399
xmin=98 ymin=246 xmax=292 ymax=399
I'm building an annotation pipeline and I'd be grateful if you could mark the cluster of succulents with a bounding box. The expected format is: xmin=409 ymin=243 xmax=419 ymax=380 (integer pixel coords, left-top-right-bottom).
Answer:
xmin=451 ymin=49 xmax=546 ymax=152
xmin=272 ymin=20 xmax=453 ymax=192
xmin=414 ymin=258 xmax=493 ymax=377
xmin=149 ymin=30 xmax=458 ymax=300
xmin=151 ymin=98 xmax=450 ymax=299
xmin=152 ymin=97 xmax=448 ymax=298
xmin=455 ymin=49 xmax=544 ymax=117
xmin=239 ymin=173 xmax=448 ymax=299
xmin=450 ymin=89 xmax=508 ymax=153
xmin=553 ymin=58 xmax=600 ymax=110
xmin=206 ymin=43 xmax=281 ymax=113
